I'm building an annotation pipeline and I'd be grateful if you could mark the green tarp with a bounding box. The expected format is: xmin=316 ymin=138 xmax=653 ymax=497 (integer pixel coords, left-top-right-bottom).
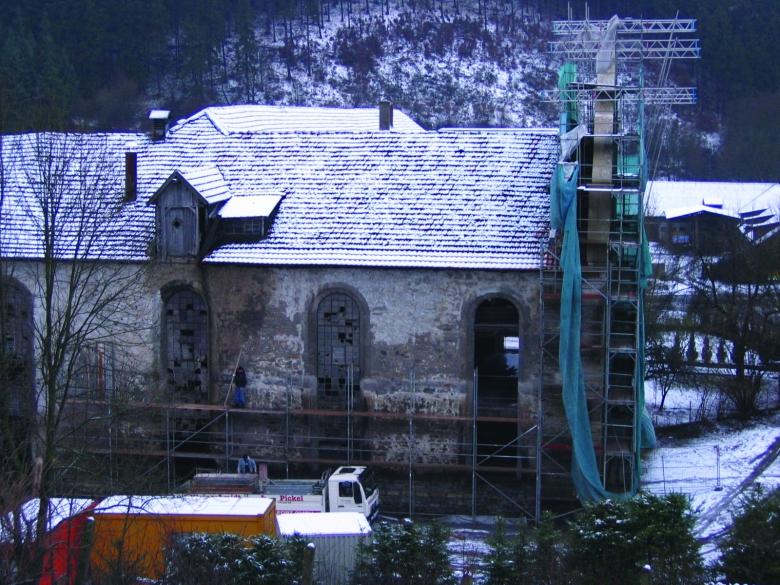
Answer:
xmin=550 ymin=163 xmax=656 ymax=503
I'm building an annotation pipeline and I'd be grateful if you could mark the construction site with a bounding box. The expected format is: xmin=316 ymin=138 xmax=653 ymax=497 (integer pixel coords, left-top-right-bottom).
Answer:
xmin=53 ymin=14 xmax=701 ymax=521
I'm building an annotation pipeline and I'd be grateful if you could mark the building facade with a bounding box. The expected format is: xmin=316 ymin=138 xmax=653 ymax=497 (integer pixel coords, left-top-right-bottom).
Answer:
xmin=1 ymin=105 xmax=559 ymax=515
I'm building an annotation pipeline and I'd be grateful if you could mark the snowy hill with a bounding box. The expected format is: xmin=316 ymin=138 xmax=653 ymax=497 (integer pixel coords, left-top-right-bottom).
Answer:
xmin=147 ymin=6 xmax=558 ymax=131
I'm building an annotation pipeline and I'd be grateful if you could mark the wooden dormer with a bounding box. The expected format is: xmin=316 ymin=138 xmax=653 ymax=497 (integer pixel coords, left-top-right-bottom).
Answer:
xmin=148 ymin=167 xmax=230 ymax=259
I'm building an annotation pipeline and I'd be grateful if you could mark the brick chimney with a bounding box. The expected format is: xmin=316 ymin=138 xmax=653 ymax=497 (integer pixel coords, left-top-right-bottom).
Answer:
xmin=149 ymin=109 xmax=171 ymax=141
xmin=124 ymin=151 xmax=137 ymax=203
xmin=379 ymin=100 xmax=393 ymax=130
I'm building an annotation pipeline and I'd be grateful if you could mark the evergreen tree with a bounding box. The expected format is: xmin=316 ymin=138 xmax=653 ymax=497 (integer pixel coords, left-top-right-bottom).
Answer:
xmin=162 ymin=531 xmax=307 ymax=585
xmin=483 ymin=518 xmax=532 ymax=585
xmin=568 ymin=493 xmax=703 ymax=585
xmin=351 ymin=519 xmax=456 ymax=585
xmin=719 ymin=486 xmax=780 ymax=585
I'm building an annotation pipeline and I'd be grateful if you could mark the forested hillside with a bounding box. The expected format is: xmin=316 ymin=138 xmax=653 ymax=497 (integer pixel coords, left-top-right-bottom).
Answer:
xmin=1 ymin=0 xmax=779 ymax=181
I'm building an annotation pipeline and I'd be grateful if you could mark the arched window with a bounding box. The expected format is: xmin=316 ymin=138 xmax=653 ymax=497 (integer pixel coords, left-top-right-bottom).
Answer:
xmin=163 ymin=290 xmax=208 ymax=400
xmin=316 ymin=292 xmax=363 ymax=461
xmin=1 ymin=279 xmax=34 ymax=416
xmin=475 ymin=298 xmax=521 ymax=403
xmin=317 ymin=293 xmax=361 ymax=408
xmin=474 ymin=297 xmax=521 ymax=467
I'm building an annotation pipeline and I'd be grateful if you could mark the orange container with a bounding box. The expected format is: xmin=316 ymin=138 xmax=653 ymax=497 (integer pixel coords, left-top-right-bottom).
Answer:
xmin=90 ymin=495 xmax=277 ymax=581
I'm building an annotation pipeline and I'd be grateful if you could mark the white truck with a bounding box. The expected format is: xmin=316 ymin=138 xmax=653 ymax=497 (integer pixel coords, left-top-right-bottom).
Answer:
xmin=181 ymin=466 xmax=380 ymax=522
xmin=259 ymin=466 xmax=379 ymax=521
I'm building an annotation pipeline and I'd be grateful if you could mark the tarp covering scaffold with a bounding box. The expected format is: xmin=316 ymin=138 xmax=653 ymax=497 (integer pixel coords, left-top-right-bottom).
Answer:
xmin=551 ymin=159 xmax=656 ymax=502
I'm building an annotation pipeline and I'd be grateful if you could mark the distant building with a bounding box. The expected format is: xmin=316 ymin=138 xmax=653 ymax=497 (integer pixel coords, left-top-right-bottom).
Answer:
xmin=646 ymin=181 xmax=780 ymax=252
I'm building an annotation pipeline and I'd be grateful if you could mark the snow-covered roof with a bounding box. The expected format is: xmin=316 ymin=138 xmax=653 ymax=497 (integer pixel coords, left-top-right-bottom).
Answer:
xmin=149 ymin=166 xmax=232 ymax=205
xmin=219 ymin=195 xmax=282 ymax=218
xmin=179 ymin=166 xmax=231 ymax=203
xmin=647 ymin=181 xmax=780 ymax=217
xmin=276 ymin=512 xmax=371 ymax=537
xmin=1 ymin=498 xmax=96 ymax=542
xmin=0 ymin=132 xmax=154 ymax=261
xmin=190 ymin=129 xmax=557 ymax=269
xmin=648 ymin=181 xmax=780 ymax=242
xmin=93 ymin=495 xmax=274 ymax=516
xmin=173 ymin=105 xmax=426 ymax=134
xmin=0 ymin=106 xmax=559 ymax=269
xmin=664 ymin=205 xmax=739 ymax=221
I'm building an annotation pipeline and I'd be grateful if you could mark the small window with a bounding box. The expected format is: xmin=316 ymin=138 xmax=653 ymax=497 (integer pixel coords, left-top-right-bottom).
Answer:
xmin=503 ymin=336 xmax=520 ymax=350
xmin=338 ymin=481 xmax=353 ymax=498
xmin=222 ymin=218 xmax=265 ymax=237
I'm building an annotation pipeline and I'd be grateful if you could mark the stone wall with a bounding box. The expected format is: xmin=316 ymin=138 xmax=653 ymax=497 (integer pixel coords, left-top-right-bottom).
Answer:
xmin=194 ymin=264 xmax=541 ymax=464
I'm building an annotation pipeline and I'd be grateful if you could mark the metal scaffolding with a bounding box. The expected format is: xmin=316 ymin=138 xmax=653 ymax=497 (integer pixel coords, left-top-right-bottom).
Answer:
xmin=63 ymin=363 xmax=539 ymax=518
xmin=536 ymin=13 xmax=699 ymax=517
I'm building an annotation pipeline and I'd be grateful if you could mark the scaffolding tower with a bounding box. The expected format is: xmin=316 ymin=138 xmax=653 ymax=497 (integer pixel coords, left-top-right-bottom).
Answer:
xmin=537 ymin=14 xmax=699 ymax=514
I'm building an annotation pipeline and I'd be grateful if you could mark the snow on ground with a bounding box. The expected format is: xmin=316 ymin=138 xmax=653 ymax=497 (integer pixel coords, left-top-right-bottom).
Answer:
xmin=432 ymin=385 xmax=780 ymax=575
xmin=445 ymin=516 xmax=516 ymax=580
xmin=642 ymin=413 xmax=780 ymax=533
xmin=642 ymin=382 xmax=780 ymax=563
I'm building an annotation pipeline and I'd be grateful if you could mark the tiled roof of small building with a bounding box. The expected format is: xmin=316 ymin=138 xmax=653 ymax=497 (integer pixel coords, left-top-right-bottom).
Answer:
xmin=647 ymin=181 xmax=780 ymax=217
xmin=1 ymin=107 xmax=559 ymax=269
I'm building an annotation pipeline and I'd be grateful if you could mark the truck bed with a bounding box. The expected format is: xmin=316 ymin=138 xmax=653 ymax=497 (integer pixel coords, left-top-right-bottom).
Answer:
xmin=258 ymin=479 xmax=327 ymax=496
xmin=180 ymin=473 xmax=259 ymax=493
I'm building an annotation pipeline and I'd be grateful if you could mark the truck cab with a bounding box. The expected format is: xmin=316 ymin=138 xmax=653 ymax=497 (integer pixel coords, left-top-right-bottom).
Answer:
xmin=327 ymin=466 xmax=379 ymax=521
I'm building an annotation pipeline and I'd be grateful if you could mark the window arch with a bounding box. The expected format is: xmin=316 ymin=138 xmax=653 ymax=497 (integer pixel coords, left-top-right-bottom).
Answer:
xmin=1 ymin=278 xmax=34 ymax=416
xmin=314 ymin=291 xmax=366 ymax=461
xmin=473 ymin=297 xmax=521 ymax=468
xmin=162 ymin=289 xmax=208 ymax=399
xmin=474 ymin=297 xmax=522 ymax=405
xmin=316 ymin=292 xmax=361 ymax=408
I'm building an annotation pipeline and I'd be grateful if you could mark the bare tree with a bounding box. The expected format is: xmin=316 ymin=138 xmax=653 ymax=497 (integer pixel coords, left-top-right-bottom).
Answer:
xmin=0 ymin=131 xmax=157 ymax=582
xmin=680 ymin=226 xmax=780 ymax=418
xmin=644 ymin=253 xmax=695 ymax=412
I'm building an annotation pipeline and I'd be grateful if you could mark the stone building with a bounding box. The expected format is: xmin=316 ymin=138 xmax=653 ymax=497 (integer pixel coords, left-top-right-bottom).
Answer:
xmin=0 ymin=104 xmax=559 ymax=515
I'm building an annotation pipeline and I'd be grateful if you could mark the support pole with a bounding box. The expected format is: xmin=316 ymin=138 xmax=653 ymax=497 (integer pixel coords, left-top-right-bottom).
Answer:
xmin=715 ymin=445 xmax=723 ymax=491
xmin=166 ymin=408 xmax=171 ymax=492
xmin=348 ymin=364 xmax=353 ymax=465
xmin=225 ymin=410 xmax=230 ymax=471
xmin=223 ymin=350 xmax=244 ymax=407
xmin=472 ymin=368 xmax=478 ymax=522
xmin=409 ymin=365 xmax=415 ymax=518
xmin=286 ymin=370 xmax=291 ymax=462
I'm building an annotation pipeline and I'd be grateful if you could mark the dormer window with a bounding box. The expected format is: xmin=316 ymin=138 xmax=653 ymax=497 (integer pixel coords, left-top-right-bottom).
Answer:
xmin=216 ymin=195 xmax=282 ymax=242
xmin=222 ymin=218 xmax=266 ymax=236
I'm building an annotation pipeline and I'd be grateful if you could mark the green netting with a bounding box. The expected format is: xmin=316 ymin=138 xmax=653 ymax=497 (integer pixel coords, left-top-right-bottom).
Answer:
xmin=638 ymin=139 xmax=657 ymax=453
xmin=558 ymin=62 xmax=579 ymax=134
xmin=550 ymin=162 xmax=655 ymax=503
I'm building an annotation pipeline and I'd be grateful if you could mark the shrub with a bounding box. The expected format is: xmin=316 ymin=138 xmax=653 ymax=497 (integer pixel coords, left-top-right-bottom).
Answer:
xmin=350 ymin=519 xmax=456 ymax=585
xmin=719 ymin=486 xmax=780 ymax=585
xmin=162 ymin=532 xmax=306 ymax=585
xmin=568 ymin=493 xmax=704 ymax=585
xmin=482 ymin=513 xmax=563 ymax=585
